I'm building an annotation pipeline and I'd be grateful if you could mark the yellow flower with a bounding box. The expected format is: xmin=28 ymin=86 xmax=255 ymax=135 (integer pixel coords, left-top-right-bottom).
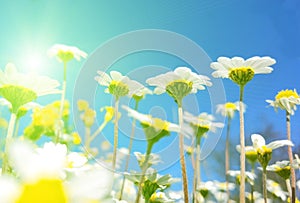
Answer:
xmin=71 ymin=132 xmax=81 ymax=145
xmin=100 ymin=106 xmax=114 ymax=122
xmin=77 ymin=100 xmax=89 ymax=111
xmin=80 ymin=108 xmax=96 ymax=127
xmin=32 ymin=106 xmax=59 ymax=128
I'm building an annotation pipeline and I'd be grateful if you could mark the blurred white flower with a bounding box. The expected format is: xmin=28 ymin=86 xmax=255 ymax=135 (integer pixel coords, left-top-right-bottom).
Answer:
xmin=266 ymin=179 xmax=288 ymax=201
xmin=6 ymin=141 xmax=113 ymax=202
xmin=150 ymin=192 xmax=173 ymax=203
xmin=48 ymin=44 xmax=87 ymax=63
xmin=146 ymin=66 xmax=211 ymax=95
xmin=216 ymin=101 xmax=246 ymax=118
xmin=122 ymin=105 xmax=180 ymax=133
xmin=227 ymin=170 xmax=256 ymax=185
xmin=183 ymin=111 xmax=224 ymax=133
xmin=266 ymin=89 xmax=300 ymax=115
xmin=0 ymin=63 xmax=60 ymax=113
xmin=95 ymin=70 xmax=144 ymax=98
xmin=134 ymin=152 xmax=161 ymax=167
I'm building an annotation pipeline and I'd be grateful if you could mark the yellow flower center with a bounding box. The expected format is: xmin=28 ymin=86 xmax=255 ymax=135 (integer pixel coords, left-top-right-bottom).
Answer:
xmin=257 ymin=145 xmax=272 ymax=155
xmin=81 ymin=108 xmax=96 ymax=127
xmin=228 ymin=66 xmax=255 ymax=86
xmin=245 ymin=150 xmax=258 ymax=163
xmin=271 ymin=181 xmax=279 ymax=187
xmin=17 ymin=179 xmax=68 ymax=203
xmin=275 ymin=89 xmax=299 ymax=100
xmin=225 ymin=102 xmax=237 ymax=110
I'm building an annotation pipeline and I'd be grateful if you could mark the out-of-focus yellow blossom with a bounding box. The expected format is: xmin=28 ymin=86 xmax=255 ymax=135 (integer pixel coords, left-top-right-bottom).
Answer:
xmin=77 ymin=100 xmax=89 ymax=111
xmin=80 ymin=108 xmax=96 ymax=127
xmin=71 ymin=132 xmax=81 ymax=145
xmin=32 ymin=106 xmax=59 ymax=128
xmin=52 ymin=100 xmax=70 ymax=118
xmin=100 ymin=106 xmax=115 ymax=122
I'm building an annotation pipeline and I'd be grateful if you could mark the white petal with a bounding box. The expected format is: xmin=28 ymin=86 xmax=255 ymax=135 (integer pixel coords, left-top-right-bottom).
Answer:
xmin=251 ymin=134 xmax=266 ymax=149
xmin=212 ymin=70 xmax=229 ymax=78
xmin=0 ymin=176 xmax=21 ymax=203
xmin=253 ymin=67 xmax=273 ymax=74
xmin=217 ymin=57 xmax=233 ymax=69
xmin=110 ymin=71 xmax=124 ymax=81
xmin=267 ymin=140 xmax=294 ymax=150
xmin=231 ymin=57 xmax=245 ymax=67
xmin=95 ymin=71 xmax=111 ymax=86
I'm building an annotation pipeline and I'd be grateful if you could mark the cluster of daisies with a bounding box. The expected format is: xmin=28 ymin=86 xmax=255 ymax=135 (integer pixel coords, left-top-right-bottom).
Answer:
xmin=0 ymin=44 xmax=299 ymax=203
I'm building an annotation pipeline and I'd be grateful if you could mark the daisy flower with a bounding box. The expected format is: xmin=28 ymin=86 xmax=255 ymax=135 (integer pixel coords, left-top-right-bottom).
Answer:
xmin=211 ymin=56 xmax=275 ymax=202
xmin=146 ymin=66 xmax=211 ymax=203
xmin=95 ymin=70 xmax=144 ymax=99
xmin=48 ymin=44 xmax=87 ymax=63
xmin=146 ymin=66 xmax=211 ymax=105
xmin=227 ymin=170 xmax=257 ymax=186
xmin=216 ymin=101 xmax=246 ymax=119
xmin=0 ymin=63 xmax=60 ymax=114
xmin=250 ymin=133 xmax=293 ymax=202
xmin=266 ymin=89 xmax=299 ymax=201
xmin=266 ymin=89 xmax=300 ymax=115
xmin=210 ymin=56 xmax=275 ymax=86
xmin=122 ymin=105 xmax=181 ymax=136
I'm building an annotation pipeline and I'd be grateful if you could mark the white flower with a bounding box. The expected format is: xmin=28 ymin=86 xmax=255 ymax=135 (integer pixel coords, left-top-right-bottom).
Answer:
xmin=227 ymin=170 xmax=256 ymax=185
xmin=266 ymin=89 xmax=300 ymax=115
xmin=216 ymin=101 xmax=246 ymax=118
xmin=122 ymin=105 xmax=180 ymax=133
xmin=95 ymin=71 xmax=144 ymax=98
xmin=146 ymin=66 xmax=212 ymax=95
xmin=210 ymin=56 xmax=275 ymax=78
xmin=266 ymin=179 xmax=288 ymax=201
xmin=183 ymin=111 xmax=224 ymax=133
xmin=48 ymin=44 xmax=87 ymax=62
xmin=133 ymin=86 xmax=153 ymax=98
xmin=134 ymin=152 xmax=161 ymax=167
xmin=0 ymin=63 xmax=60 ymax=113
xmin=8 ymin=141 xmax=67 ymax=182
xmin=251 ymin=134 xmax=293 ymax=152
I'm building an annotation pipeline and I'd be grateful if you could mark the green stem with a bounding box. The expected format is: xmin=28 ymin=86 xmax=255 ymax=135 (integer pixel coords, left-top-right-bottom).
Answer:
xmin=262 ymin=167 xmax=267 ymax=203
xmin=84 ymin=127 xmax=91 ymax=153
xmin=286 ymin=179 xmax=292 ymax=199
xmin=3 ymin=113 xmax=17 ymax=174
xmin=178 ymin=105 xmax=189 ymax=203
xmin=239 ymin=86 xmax=246 ymax=203
xmin=251 ymin=163 xmax=255 ymax=203
xmin=119 ymin=101 xmax=139 ymax=200
xmin=193 ymin=142 xmax=201 ymax=203
xmin=239 ymin=85 xmax=246 ymax=203
xmin=225 ymin=117 xmax=232 ymax=203
xmin=135 ymin=142 xmax=154 ymax=203
xmin=112 ymin=98 xmax=119 ymax=170
xmin=56 ymin=61 xmax=67 ymax=143
xmin=90 ymin=121 xmax=108 ymax=143
xmin=13 ymin=118 xmax=20 ymax=138
xmin=286 ymin=111 xmax=296 ymax=203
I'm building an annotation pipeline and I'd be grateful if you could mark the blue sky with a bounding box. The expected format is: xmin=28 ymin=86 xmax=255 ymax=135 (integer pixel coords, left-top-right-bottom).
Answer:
xmin=1 ymin=0 xmax=300 ymax=190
